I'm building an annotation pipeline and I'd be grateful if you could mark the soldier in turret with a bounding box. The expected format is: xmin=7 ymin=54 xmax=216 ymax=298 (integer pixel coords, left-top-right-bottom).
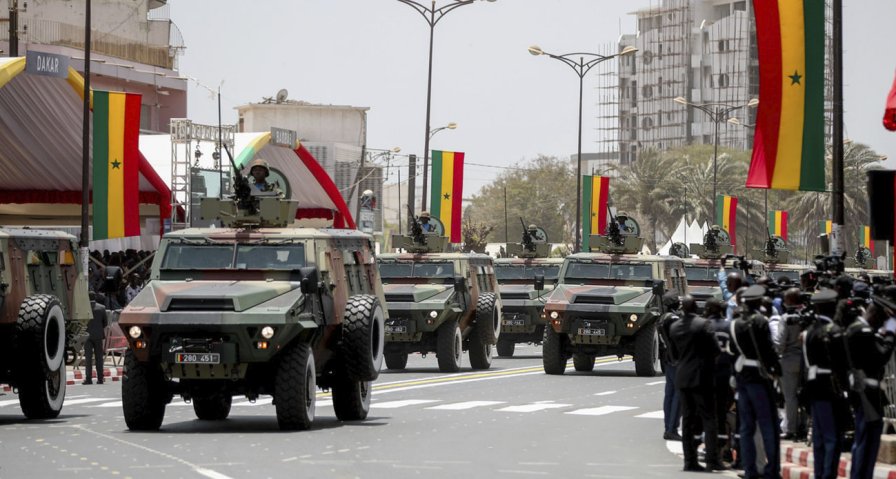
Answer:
xmin=419 ymin=211 xmax=437 ymax=233
xmin=246 ymin=158 xmax=277 ymax=193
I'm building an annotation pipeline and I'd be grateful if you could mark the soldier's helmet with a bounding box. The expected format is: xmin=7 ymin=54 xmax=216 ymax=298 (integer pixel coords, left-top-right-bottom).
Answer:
xmin=711 ymin=225 xmax=721 ymax=232
xmin=419 ymin=211 xmax=431 ymax=220
xmin=248 ymin=158 xmax=270 ymax=178
xmin=528 ymin=224 xmax=537 ymax=231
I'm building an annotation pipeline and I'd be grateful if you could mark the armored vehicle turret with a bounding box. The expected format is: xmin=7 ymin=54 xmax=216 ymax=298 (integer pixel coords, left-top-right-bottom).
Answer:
xmin=0 ymin=228 xmax=91 ymax=419
xmin=378 ymin=215 xmax=502 ymax=372
xmin=541 ymin=215 xmax=683 ymax=376
xmin=118 ymin=152 xmax=387 ymax=431
xmin=494 ymin=220 xmax=562 ymax=357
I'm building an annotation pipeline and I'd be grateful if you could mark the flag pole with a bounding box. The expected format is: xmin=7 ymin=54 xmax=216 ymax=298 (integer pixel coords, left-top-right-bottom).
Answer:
xmin=80 ymin=0 xmax=92 ymax=274
xmin=830 ymin=0 xmax=845 ymax=256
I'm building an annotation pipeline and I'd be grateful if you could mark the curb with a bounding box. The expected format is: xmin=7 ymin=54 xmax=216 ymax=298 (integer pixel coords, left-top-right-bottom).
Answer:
xmin=782 ymin=443 xmax=896 ymax=479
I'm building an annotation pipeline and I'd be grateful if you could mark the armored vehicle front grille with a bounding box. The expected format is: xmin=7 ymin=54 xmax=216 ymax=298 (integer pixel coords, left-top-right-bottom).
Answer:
xmin=573 ymin=296 xmax=615 ymax=305
xmin=501 ymin=292 xmax=531 ymax=300
xmin=167 ymin=298 xmax=235 ymax=311
xmin=385 ymin=294 xmax=415 ymax=303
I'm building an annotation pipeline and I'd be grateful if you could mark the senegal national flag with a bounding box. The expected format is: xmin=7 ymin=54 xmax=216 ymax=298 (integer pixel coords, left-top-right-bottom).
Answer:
xmin=820 ymin=220 xmax=832 ymax=235
xmin=92 ymin=90 xmax=141 ymax=240
xmin=860 ymin=225 xmax=874 ymax=254
xmin=582 ymin=175 xmax=610 ymax=252
xmin=429 ymin=150 xmax=464 ymax=243
xmin=746 ymin=0 xmax=825 ymax=191
xmin=767 ymin=210 xmax=788 ymax=241
xmin=716 ymin=195 xmax=738 ymax=246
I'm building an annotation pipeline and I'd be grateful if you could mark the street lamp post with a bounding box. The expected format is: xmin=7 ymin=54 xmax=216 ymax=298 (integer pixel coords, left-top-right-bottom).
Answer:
xmin=529 ymin=45 xmax=638 ymax=252
xmin=396 ymin=0 xmax=495 ymax=212
xmin=674 ymin=97 xmax=758 ymax=213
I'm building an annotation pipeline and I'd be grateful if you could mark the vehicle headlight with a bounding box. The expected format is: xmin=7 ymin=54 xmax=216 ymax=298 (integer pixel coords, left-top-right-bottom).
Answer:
xmin=261 ymin=326 xmax=275 ymax=339
xmin=550 ymin=311 xmax=559 ymax=319
xmin=429 ymin=310 xmax=438 ymax=319
xmin=629 ymin=314 xmax=638 ymax=322
xmin=128 ymin=326 xmax=143 ymax=339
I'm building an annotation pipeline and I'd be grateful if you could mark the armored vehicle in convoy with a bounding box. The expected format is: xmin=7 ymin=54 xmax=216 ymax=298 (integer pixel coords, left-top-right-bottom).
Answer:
xmin=0 ymin=228 xmax=91 ymax=419
xmin=377 ymin=216 xmax=502 ymax=372
xmin=760 ymin=236 xmax=809 ymax=283
xmin=541 ymin=216 xmax=686 ymax=376
xmin=494 ymin=222 xmax=562 ymax=357
xmin=118 ymin=165 xmax=386 ymax=431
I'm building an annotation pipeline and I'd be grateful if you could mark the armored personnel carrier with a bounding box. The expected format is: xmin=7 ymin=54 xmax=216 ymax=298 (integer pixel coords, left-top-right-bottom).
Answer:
xmin=541 ymin=216 xmax=685 ymax=376
xmin=0 ymin=228 xmax=91 ymax=419
xmin=377 ymin=216 xmax=502 ymax=372
xmin=760 ymin=235 xmax=809 ymax=283
xmin=494 ymin=222 xmax=562 ymax=357
xmin=118 ymin=162 xmax=386 ymax=431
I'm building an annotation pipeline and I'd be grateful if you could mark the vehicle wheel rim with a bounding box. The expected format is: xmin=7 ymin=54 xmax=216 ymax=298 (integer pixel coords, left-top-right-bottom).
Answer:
xmin=453 ymin=327 xmax=462 ymax=365
xmin=44 ymin=305 xmax=65 ymax=372
xmin=305 ymin=363 xmax=316 ymax=419
xmin=652 ymin=329 xmax=660 ymax=371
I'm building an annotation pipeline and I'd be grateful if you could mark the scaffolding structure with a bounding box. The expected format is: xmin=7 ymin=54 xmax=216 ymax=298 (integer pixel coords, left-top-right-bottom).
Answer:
xmin=169 ymin=119 xmax=236 ymax=231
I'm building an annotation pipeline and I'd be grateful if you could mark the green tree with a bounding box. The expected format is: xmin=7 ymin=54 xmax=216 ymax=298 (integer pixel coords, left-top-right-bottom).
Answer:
xmin=461 ymin=215 xmax=494 ymax=253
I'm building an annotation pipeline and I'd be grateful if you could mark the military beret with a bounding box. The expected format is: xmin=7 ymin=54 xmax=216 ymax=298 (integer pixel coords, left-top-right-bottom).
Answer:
xmin=742 ymin=285 xmax=766 ymax=301
xmin=811 ymin=288 xmax=838 ymax=305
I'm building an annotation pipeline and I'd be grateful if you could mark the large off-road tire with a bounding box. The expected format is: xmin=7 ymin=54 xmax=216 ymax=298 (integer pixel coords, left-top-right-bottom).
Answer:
xmin=468 ymin=333 xmax=493 ymax=370
xmin=192 ymin=392 xmax=232 ymax=421
xmin=16 ymin=295 xmax=68 ymax=419
xmin=122 ymin=350 xmax=168 ymax=430
xmin=385 ymin=353 xmax=408 ymax=370
xmin=436 ymin=319 xmax=463 ymax=373
xmin=634 ymin=322 xmax=661 ymax=377
xmin=573 ymin=353 xmax=596 ymax=372
xmin=475 ymin=293 xmax=501 ymax=345
xmin=275 ymin=343 xmax=316 ymax=431
xmin=342 ymin=295 xmax=385 ymax=382
xmin=332 ymin=379 xmax=372 ymax=421
xmin=542 ymin=325 xmax=567 ymax=375
xmin=497 ymin=337 xmax=515 ymax=357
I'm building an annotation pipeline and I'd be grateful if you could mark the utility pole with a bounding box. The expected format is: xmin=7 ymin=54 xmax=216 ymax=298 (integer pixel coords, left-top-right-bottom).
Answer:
xmin=7 ymin=0 xmax=19 ymax=56
xmin=80 ymin=0 xmax=92 ymax=271
xmin=830 ymin=0 xmax=845 ymax=256
xmin=407 ymin=154 xmax=417 ymax=232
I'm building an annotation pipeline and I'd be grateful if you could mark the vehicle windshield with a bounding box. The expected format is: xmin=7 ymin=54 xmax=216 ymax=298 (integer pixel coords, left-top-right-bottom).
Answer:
xmin=684 ymin=266 xmax=739 ymax=282
xmin=563 ymin=261 xmax=653 ymax=282
xmin=768 ymin=270 xmax=800 ymax=281
xmin=161 ymin=243 xmax=306 ymax=270
xmin=378 ymin=261 xmax=455 ymax=279
xmin=495 ymin=264 xmax=560 ymax=281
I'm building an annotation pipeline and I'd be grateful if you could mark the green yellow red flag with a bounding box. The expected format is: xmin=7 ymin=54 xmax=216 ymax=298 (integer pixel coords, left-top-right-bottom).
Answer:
xmin=767 ymin=210 xmax=788 ymax=241
xmin=746 ymin=0 xmax=825 ymax=191
xmin=582 ymin=175 xmax=610 ymax=251
xmin=860 ymin=225 xmax=874 ymax=254
xmin=429 ymin=150 xmax=464 ymax=243
xmin=92 ymin=90 xmax=141 ymax=240
xmin=716 ymin=195 xmax=738 ymax=246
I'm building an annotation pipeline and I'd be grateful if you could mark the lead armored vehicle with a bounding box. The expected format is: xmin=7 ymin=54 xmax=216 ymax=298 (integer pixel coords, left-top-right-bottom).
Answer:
xmin=541 ymin=216 xmax=686 ymax=376
xmin=0 ymin=228 xmax=91 ymax=419
xmin=377 ymin=216 xmax=501 ymax=372
xmin=494 ymin=222 xmax=562 ymax=357
xmin=118 ymin=169 xmax=386 ymax=431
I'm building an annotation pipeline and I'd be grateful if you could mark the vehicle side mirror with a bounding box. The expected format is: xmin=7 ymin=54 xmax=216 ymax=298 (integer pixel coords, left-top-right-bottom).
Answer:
xmin=300 ymin=267 xmax=320 ymax=295
xmin=534 ymin=274 xmax=545 ymax=291
xmin=646 ymin=279 xmax=665 ymax=297
xmin=454 ymin=276 xmax=466 ymax=294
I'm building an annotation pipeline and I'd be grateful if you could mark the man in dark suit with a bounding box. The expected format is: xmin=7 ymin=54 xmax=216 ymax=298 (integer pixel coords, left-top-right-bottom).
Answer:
xmin=82 ymin=292 xmax=108 ymax=385
xmin=668 ymin=295 xmax=724 ymax=471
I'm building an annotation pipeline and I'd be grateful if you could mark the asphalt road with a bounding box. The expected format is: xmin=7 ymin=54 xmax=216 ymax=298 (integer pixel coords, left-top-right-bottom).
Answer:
xmin=0 ymin=346 xmax=736 ymax=479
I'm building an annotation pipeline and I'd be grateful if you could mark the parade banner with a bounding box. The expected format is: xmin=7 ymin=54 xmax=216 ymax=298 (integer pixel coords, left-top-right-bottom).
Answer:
xmin=746 ymin=0 xmax=825 ymax=191
xmin=93 ymin=90 xmax=141 ymax=240
xmin=582 ymin=175 xmax=610 ymax=251
xmin=716 ymin=195 xmax=737 ymax=245
xmin=429 ymin=150 xmax=464 ymax=243
xmin=768 ymin=210 xmax=788 ymax=241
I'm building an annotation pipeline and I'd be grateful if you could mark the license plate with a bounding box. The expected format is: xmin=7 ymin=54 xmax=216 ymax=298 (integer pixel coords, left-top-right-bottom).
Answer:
xmin=577 ymin=328 xmax=606 ymax=336
xmin=175 ymin=353 xmax=220 ymax=364
xmin=503 ymin=319 xmax=525 ymax=326
xmin=385 ymin=325 xmax=407 ymax=333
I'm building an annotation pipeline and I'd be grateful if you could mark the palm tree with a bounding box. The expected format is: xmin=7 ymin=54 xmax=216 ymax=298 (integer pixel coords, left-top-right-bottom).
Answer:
xmin=613 ymin=149 xmax=682 ymax=252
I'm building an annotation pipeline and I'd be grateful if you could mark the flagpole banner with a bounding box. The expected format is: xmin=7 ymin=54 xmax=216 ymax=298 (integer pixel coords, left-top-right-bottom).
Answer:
xmin=429 ymin=150 xmax=465 ymax=243
xmin=716 ymin=195 xmax=737 ymax=246
xmin=92 ymin=90 xmax=141 ymax=240
xmin=582 ymin=175 xmax=592 ymax=251
xmin=767 ymin=210 xmax=788 ymax=241
xmin=581 ymin=175 xmax=610 ymax=251
xmin=746 ymin=0 xmax=825 ymax=191
xmin=861 ymin=225 xmax=874 ymax=254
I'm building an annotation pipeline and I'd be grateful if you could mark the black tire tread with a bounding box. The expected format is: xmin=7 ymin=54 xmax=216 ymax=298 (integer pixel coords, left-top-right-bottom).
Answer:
xmin=572 ymin=353 xmax=595 ymax=372
xmin=332 ymin=379 xmax=371 ymax=421
xmin=436 ymin=319 xmax=462 ymax=373
xmin=342 ymin=294 xmax=383 ymax=381
xmin=542 ymin=326 xmax=567 ymax=375
xmin=384 ymin=353 xmax=408 ymax=370
xmin=122 ymin=350 xmax=167 ymax=430
xmin=475 ymin=293 xmax=499 ymax=344
xmin=496 ymin=338 xmax=515 ymax=357
xmin=634 ymin=322 xmax=660 ymax=377
xmin=16 ymin=295 xmax=66 ymax=419
xmin=274 ymin=342 xmax=315 ymax=431
xmin=193 ymin=393 xmax=232 ymax=420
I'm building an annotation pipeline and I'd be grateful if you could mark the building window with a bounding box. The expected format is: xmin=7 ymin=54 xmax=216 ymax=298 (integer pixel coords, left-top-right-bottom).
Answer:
xmin=718 ymin=73 xmax=730 ymax=88
xmin=658 ymin=76 xmax=663 ymax=94
xmin=657 ymin=109 xmax=663 ymax=127
xmin=642 ymin=117 xmax=654 ymax=130
xmin=140 ymin=103 xmax=152 ymax=131
xmin=734 ymin=1 xmax=747 ymax=11
xmin=642 ymin=85 xmax=653 ymax=99
xmin=718 ymin=39 xmax=730 ymax=52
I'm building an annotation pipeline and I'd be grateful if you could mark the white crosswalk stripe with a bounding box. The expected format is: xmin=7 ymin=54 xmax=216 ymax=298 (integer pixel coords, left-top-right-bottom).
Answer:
xmin=90 ymin=400 xmax=123 ymax=408
xmin=496 ymin=403 xmax=572 ymax=413
xmin=635 ymin=410 xmax=665 ymax=419
xmin=426 ymin=401 xmax=506 ymax=410
xmin=371 ymin=399 xmax=440 ymax=409
xmin=566 ymin=405 xmax=638 ymax=416
xmin=61 ymin=397 xmax=117 ymax=406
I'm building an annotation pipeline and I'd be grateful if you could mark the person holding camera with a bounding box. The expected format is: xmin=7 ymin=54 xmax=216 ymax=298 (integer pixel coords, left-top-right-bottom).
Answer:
xmin=706 ymin=297 xmax=738 ymax=465
xmin=730 ymin=285 xmax=782 ymax=479
xmin=777 ymin=288 xmax=808 ymax=442
xmin=803 ymin=289 xmax=849 ymax=479
xmin=843 ymin=285 xmax=896 ymax=479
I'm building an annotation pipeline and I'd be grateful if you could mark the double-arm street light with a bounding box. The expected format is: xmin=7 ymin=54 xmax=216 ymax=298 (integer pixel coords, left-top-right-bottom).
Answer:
xmin=529 ymin=44 xmax=638 ymax=252
xmin=673 ymin=96 xmax=758 ymax=212
xmin=396 ymin=0 xmax=495 ymax=211
xmin=429 ymin=121 xmax=457 ymax=140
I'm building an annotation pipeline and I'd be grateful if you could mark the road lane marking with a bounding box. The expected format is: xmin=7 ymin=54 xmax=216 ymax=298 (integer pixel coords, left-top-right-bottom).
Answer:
xmin=635 ymin=410 xmax=665 ymax=419
xmin=498 ymin=470 xmax=549 ymax=475
xmin=496 ymin=403 xmax=572 ymax=413
xmin=89 ymin=401 xmax=123 ymax=408
xmin=646 ymin=380 xmax=666 ymax=386
xmin=426 ymin=401 xmax=506 ymax=410
xmin=594 ymin=391 xmax=617 ymax=396
xmin=566 ymin=405 xmax=638 ymax=416
xmin=61 ymin=398 xmax=116 ymax=406
xmin=0 ymin=398 xmax=22 ymax=407
xmin=371 ymin=399 xmax=440 ymax=408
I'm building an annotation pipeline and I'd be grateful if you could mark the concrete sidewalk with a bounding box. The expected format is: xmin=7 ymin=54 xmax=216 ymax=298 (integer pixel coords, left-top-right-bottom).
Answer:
xmin=781 ymin=441 xmax=896 ymax=479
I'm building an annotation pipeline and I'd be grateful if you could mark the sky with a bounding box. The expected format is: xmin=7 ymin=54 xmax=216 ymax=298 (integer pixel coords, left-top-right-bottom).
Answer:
xmin=170 ymin=0 xmax=896 ymax=197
